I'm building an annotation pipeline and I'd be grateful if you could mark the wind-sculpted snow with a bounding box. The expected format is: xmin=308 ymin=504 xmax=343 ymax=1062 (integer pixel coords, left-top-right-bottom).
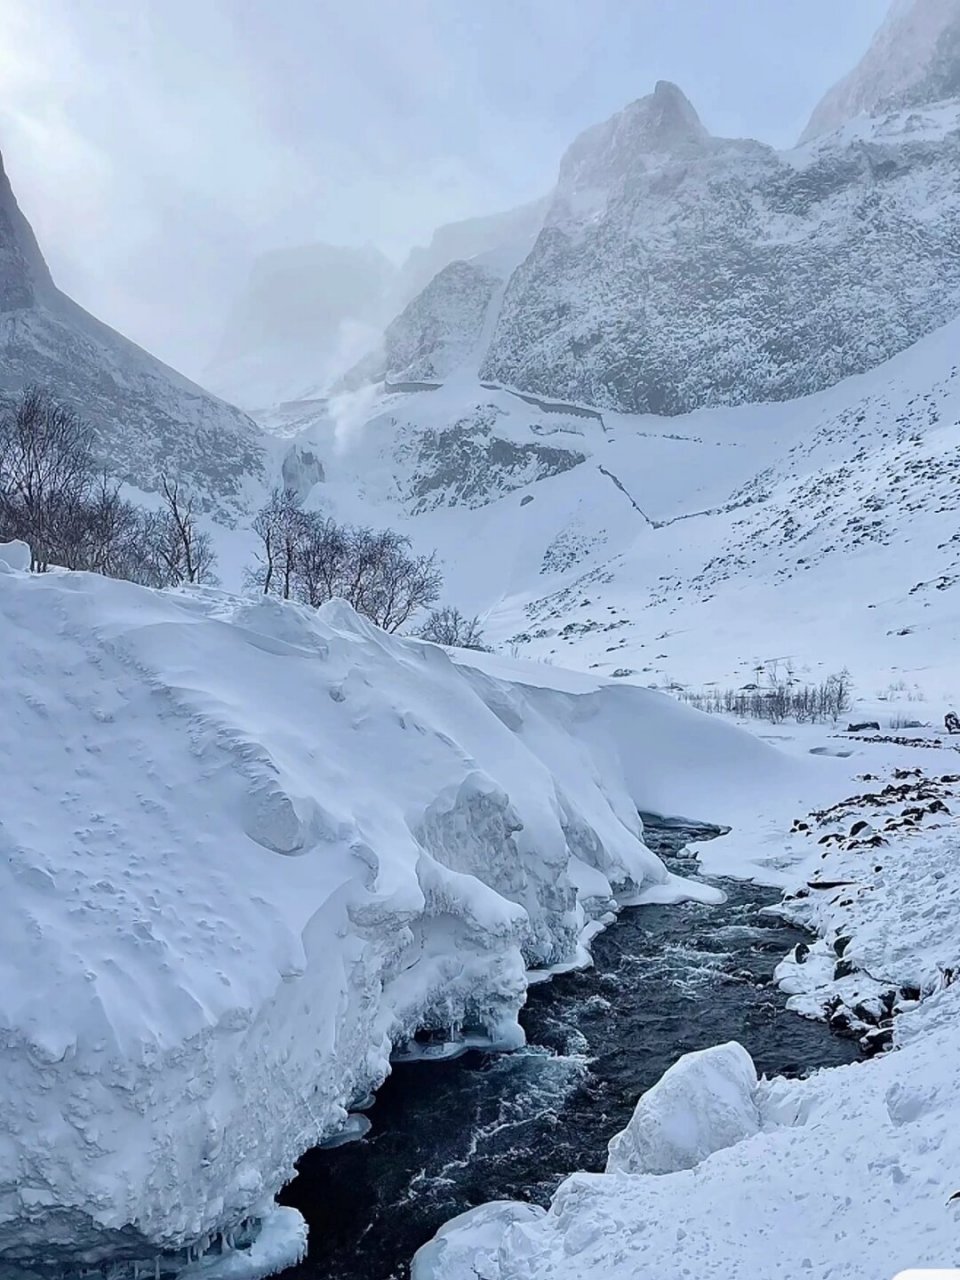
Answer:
xmin=0 ymin=557 xmax=778 ymax=1277
xmin=604 ymin=1042 xmax=760 ymax=1176
xmin=0 ymin=151 xmax=263 ymax=515
xmin=480 ymin=88 xmax=960 ymax=415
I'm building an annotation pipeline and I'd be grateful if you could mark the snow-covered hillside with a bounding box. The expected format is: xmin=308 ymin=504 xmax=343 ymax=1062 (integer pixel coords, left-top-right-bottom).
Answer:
xmin=258 ymin=305 xmax=960 ymax=708
xmin=0 ymin=153 xmax=263 ymax=515
xmin=802 ymin=0 xmax=960 ymax=141
xmin=0 ymin=546 xmax=787 ymax=1276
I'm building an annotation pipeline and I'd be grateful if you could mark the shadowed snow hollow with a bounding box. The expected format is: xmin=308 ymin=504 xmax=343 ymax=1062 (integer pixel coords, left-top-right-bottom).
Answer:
xmin=0 ymin=559 xmax=784 ymax=1275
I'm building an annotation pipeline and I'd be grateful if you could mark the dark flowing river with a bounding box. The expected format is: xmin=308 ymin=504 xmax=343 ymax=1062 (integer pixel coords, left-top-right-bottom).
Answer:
xmin=278 ymin=822 xmax=861 ymax=1280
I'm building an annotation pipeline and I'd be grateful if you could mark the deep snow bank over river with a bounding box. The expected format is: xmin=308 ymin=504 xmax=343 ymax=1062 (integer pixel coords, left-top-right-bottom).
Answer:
xmin=419 ymin=749 xmax=960 ymax=1280
xmin=0 ymin=551 xmax=792 ymax=1276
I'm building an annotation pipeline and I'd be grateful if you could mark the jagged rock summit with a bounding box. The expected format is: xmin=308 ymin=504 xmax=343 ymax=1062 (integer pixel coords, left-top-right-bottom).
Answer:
xmin=802 ymin=0 xmax=960 ymax=141
xmin=0 ymin=150 xmax=263 ymax=514
xmin=475 ymin=65 xmax=960 ymax=414
xmin=556 ymin=80 xmax=709 ymax=205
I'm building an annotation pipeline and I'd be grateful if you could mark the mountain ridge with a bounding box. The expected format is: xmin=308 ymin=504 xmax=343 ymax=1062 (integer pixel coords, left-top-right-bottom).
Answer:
xmin=0 ymin=150 xmax=263 ymax=515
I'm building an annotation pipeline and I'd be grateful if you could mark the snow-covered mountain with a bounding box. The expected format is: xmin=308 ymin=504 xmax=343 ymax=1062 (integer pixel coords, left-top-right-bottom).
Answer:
xmin=339 ymin=203 xmax=546 ymax=392
xmin=801 ymin=0 xmax=960 ymax=141
xmin=205 ymin=243 xmax=395 ymax=411
xmin=0 ymin=549 xmax=771 ymax=1275
xmin=272 ymin=297 xmax=960 ymax=708
xmin=478 ymin=84 xmax=960 ymax=413
xmin=333 ymin=10 xmax=960 ymax=421
xmin=394 ymin=200 xmax=548 ymax=313
xmin=340 ymin=260 xmax=501 ymax=389
xmin=0 ymin=152 xmax=263 ymax=515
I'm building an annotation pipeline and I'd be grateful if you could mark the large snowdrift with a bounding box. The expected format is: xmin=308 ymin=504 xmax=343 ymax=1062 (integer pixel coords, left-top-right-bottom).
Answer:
xmin=0 ymin=555 xmax=780 ymax=1274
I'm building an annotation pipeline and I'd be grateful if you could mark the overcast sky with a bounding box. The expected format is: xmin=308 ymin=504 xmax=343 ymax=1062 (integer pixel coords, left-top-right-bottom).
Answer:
xmin=0 ymin=0 xmax=887 ymax=381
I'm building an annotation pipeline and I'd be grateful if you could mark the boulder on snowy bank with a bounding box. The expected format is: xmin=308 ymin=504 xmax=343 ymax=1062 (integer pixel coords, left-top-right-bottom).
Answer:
xmin=606 ymin=1041 xmax=760 ymax=1175
xmin=0 ymin=539 xmax=31 ymax=572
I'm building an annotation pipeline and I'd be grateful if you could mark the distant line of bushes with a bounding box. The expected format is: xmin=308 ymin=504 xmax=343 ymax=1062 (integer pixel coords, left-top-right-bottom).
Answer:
xmin=679 ymin=674 xmax=851 ymax=723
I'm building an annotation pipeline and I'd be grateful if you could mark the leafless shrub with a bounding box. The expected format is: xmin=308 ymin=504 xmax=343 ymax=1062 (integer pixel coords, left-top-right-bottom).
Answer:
xmin=416 ymin=606 xmax=488 ymax=650
xmin=247 ymin=493 xmax=441 ymax=631
xmin=680 ymin=672 xmax=851 ymax=723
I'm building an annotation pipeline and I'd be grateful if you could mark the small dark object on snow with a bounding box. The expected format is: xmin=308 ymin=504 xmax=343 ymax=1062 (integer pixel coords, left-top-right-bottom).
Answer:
xmin=860 ymin=1026 xmax=893 ymax=1056
xmin=847 ymin=721 xmax=880 ymax=732
xmin=850 ymin=820 xmax=872 ymax=837
xmin=945 ymin=712 xmax=960 ymax=734
xmin=794 ymin=942 xmax=810 ymax=965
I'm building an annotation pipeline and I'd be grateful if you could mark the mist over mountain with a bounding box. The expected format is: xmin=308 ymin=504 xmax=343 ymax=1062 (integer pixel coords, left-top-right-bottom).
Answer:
xmin=802 ymin=0 xmax=960 ymax=140
xmin=205 ymin=242 xmax=396 ymax=410
xmin=0 ymin=151 xmax=262 ymax=513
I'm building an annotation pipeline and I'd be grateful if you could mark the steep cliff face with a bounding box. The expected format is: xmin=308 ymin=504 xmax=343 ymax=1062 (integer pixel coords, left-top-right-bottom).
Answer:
xmin=478 ymin=84 xmax=960 ymax=415
xmin=0 ymin=152 xmax=263 ymax=514
xmin=801 ymin=0 xmax=960 ymax=141
xmin=342 ymin=260 xmax=502 ymax=389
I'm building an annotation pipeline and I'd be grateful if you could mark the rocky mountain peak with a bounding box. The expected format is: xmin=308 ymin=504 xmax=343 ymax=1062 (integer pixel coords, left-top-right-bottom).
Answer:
xmin=0 ymin=150 xmax=55 ymax=312
xmin=801 ymin=0 xmax=960 ymax=141
xmin=556 ymin=81 xmax=709 ymax=201
xmin=0 ymin=149 xmax=263 ymax=513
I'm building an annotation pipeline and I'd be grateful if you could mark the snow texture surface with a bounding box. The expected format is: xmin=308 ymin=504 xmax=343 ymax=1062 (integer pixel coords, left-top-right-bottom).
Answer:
xmin=0 ymin=560 xmax=777 ymax=1273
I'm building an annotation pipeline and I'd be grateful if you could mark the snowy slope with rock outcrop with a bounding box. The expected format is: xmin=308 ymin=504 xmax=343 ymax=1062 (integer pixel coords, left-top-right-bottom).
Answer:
xmin=260 ymin=302 xmax=960 ymax=709
xmin=0 ymin=152 xmax=263 ymax=515
xmin=479 ymin=84 xmax=960 ymax=414
xmin=0 ymin=546 xmax=787 ymax=1277
xmin=801 ymin=0 xmax=960 ymax=141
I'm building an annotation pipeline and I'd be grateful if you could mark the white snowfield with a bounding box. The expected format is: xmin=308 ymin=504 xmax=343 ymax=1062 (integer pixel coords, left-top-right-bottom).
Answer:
xmin=414 ymin=731 xmax=960 ymax=1280
xmin=0 ymin=549 xmax=782 ymax=1274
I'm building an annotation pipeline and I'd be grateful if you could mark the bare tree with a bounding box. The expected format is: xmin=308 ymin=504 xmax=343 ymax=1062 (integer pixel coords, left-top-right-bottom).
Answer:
xmin=294 ymin=513 xmax=350 ymax=608
xmin=247 ymin=488 xmax=311 ymax=599
xmin=416 ymin=606 xmax=488 ymax=650
xmin=247 ymin=500 xmax=441 ymax=631
xmin=0 ymin=386 xmax=96 ymax=570
xmin=157 ymin=474 xmax=217 ymax=585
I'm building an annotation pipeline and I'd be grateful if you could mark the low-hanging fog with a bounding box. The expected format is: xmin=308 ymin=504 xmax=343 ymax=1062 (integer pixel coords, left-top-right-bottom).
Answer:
xmin=0 ymin=0 xmax=887 ymax=382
